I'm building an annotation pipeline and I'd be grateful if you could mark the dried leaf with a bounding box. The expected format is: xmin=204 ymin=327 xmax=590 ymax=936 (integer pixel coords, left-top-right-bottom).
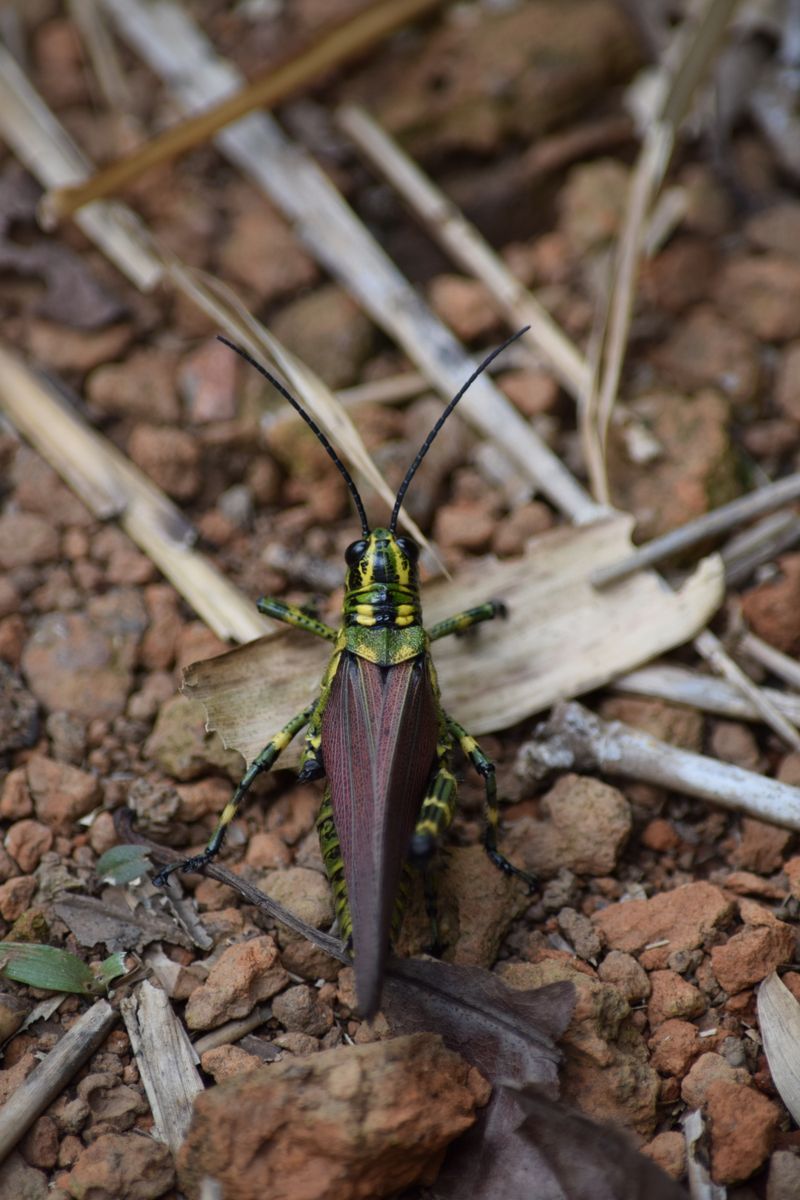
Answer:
xmin=55 ymin=891 xmax=193 ymax=953
xmin=757 ymin=970 xmax=800 ymax=1124
xmin=183 ymin=515 xmax=723 ymax=767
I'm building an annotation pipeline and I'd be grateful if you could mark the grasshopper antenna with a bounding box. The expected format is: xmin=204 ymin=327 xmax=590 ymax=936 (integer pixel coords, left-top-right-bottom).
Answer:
xmin=218 ymin=337 xmax=370 ymax=538
xmin=389 ymin=327 xmax=529 ymax=533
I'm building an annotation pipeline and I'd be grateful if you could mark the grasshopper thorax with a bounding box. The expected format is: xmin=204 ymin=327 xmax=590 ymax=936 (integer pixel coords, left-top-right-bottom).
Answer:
xmin=343 ymin=528 xmax=422 ymax=629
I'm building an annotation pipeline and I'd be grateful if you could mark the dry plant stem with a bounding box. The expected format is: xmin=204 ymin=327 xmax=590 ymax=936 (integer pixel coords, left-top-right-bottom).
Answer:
xmin=193 ymin=1005 xmax=274 ymax=1057
xmin=0 ymin=999 xmax=117 ymax=1166
xmin=119 ymin=980 xmax=203 ymax=1155
xmin=336 ymin=103 xmax=592 ymax=401
xmin=737 ymin=631 xmax=800 ymax=693
xmin=67 ymin=0 xmax=133 ymax=114
xmin=0 ymin=347 xmax=269 ymax=644
xmin=614 ymin=664 xmax=800 ymax=726
xmin=0 ymin=43 xmax=161 ymax=290
xmin=694 ymin=626 xmax=800 ymax=750
xmin=521 ymin=701 xmax=800 ymax=830
xmin=683 ymin=1108 xmax=726 ymax=1200
xmin=757 ymin=972 xmax=800 ymax=1127
xmin=103 ymin=0 xmax=597 ymax=524
xmin=592 ymin=472 xmax=800 ymax=586
xmin=43 ymin=0 xmax=445 ymax=222
xmin=721 ymin=509 xmax=800 ymax=587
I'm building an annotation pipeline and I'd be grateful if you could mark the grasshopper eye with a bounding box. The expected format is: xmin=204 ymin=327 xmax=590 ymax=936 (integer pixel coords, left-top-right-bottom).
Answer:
xmin=396 ymin=536 xmax=419 ymax=564
xmin=345 ymin=539 xmax=368 ymax=567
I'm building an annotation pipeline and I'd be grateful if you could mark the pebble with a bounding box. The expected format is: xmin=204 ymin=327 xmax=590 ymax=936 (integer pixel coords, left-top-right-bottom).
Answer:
xmin=0 ymin=577 xmax=19 ymax=619
xmin=270 ymin=285 xmax=374 ymax=389
xmin=599 ymin=696 xmax=704 ymax=752
xmin=745 ymin=202 xmax=800 ymax=258
xmin=0 ymin=1153 xmax=49 ymax=1200
xmin=26 ymin=755 xmax=100 ymax=833
xmin=491 ymin=501 xmax=554 ymax=556
xmin=646 ymin=969 xmax=706 ymax=1028
xmin=433 ymin=497 xmax=498 ymax=553
xmin=128 ymin=424 xmax=201 ymax=501
xmin=86 ymin=349 xmax=180 ymax=423
xmin=22 ymin=611 xmax=134 ymax=721
xmin=557 ymin=907 xmax=602 ymax=961
xmin=640 ymin=236 xmax=716 ymax=313
xmin=272 ymin=985 xmax=334 ymax=1037
xmin=741 ymin=554 xmax=800 ymax=655
xmin=45 ymin=711 xmax=87 ymax=765
xmin=775 ymin=341 xmax=800 ymax=422
xmin=680 ymin=1051 xmax=750 ymax=1107
xmin=428 ymin=274 xmax=499 ymax=341
xmin=175 ymin=777 xmax=231 ymax=824
xmin=244 ymin=831 xmax=292 ymax=870
xmin=641 ymin=818 xmax=681 ymax=853
xmin=714 ymin=254 xmax=800 ymax=342
xmin=706 ymin=1079 xmax=779 ymax=1184
xmin=179 ymin=337 xmax=239 ymax=425
xmin=64 ymin=1132 xmax=174 ymax=1200
xmin=20 ymin=1114 xmax=58 ymax=1170
xmin=649 ymin=304 xmax=759 ymax=404
xmin=506 ymin=773 xmax=631 ymax=877
xmin=727 ymin=817 xmax=792 ymax=875
xmin=0 ymin=665 xmax=38 ymax=754
xmin=259 ymin=867 xmax=334 ymax=934
xmin=144 ymin=694 xmax=243 ymax=782
xmin=558 ymin=158 xmax=629 ymax=253
xmin=5 ymin=820 xmax=53 ymax=873
xmin=592 ymin=881 xmax=734 ymax=970
xmin=217 ymin=199 xmax=317 ymax=304
xmin=0 ymin=876 xmax=37 ymax=921
xmin=710 ymin=921 xmax=795 ymax=994
xmin=597 ymin=950 xmax=650 ymax=1002
xmin=200 ymin=1044 xmax=263 ymax=1083
xmin=26 ymin=318 xmax=132 ymax=374
xmin=185 ymin=935 xmax=289 ymax=1031
xmin=640 ymin=1130 xmax=686 ymax=1181
xmin=177 ymin=1033 xmax=487 ymax=1200
xmin=767 ymin=1150 xmax=800 ymax=1200
xmin=648 ymin=1018 xmax=702 ymax=1077
xmin=0 ymin=512 xmax=59 ymax=570
xmin=498 ymin=369 xmax=559 ymax=419
xmin=430 ymin=844 xmax=528 ymax=969
xmin=0 ymin=993 xmax=29 ymax=1043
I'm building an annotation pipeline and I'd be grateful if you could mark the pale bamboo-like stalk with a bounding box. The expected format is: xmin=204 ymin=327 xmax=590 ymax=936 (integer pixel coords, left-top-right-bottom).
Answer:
xmin=518 ymin=701 xmax=800 ymax=830
xmin=614 ymin=663 xmax=800 ymax=726
xmin=736 ymin=631 xmax=800 ymax=693
xmin=101 ymin=0 xmax=598 ymax=525
xmin=0 ymin=347 xmax=269 ymax=644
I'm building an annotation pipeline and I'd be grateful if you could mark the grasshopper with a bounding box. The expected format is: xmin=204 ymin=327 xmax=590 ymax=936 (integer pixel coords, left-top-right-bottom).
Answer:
xmin=157 ymin=330 xmax=533 ymax=1016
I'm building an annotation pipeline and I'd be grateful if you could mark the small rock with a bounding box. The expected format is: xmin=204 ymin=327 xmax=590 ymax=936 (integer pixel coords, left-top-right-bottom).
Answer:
xmin=175 ymin=777 xmax=230 ymax=824
xmin=27 ymin=319 xmax=132 ymax=373
xmin=706 ymin=1079 xmax=779 ymax=1184
xmin=558 ymin=158 xmax=629 ymax=253
xmin=767 ymin=1150 xmax=800 ymax=1200
xmin=728 ymin=817 xmax=792 ymax=875
xmin=128 ymin=424 xmax=201 ymax=501
xmin=491 ymin=502 xmax=554 ymax=556
xmin=599 ymin=696 xmax=704 ymax=751
xmin=776 ymin=342 xmax=800 ymax=422
xmin=0 ymin=1153 xmax=48 ymax=1200
xmin=76 ymin=1073 xmax=147 ymax=1132
xmin=640 ymin=1130 xmax=686 ymax=1181
xmin=26 ymin=755 xmax=100 ymax=833
xmin=428 ymin=275 xmax=499 ymax=341
xmin=45 ymin=712 xmax=87 ymax=765
xmin=710 ymin=921 xmax=795 ymax=994
xmin=179 ymin=337 xmax=239 ymax=424
xmin=0 ymin=993 xmax=29 ymax=1042
xmin=20 ymin=1114 xmax=58 ymax=1170
xmin=185 ymin=935 xmax=289 ymax=1031
xmin=597 ymin=950 xmax=650 ymax=1002
xmin=557 ymin=907 xmax=602 ymax=960
xmin=648 ymin=1018 xmax=702 ymax=1077
xmin=177 ymin=1033 xmax=487 ymax=1200
xmin=5 ymin=819 xmax=53 ymax=873
xmin=646 ymin=969 xmax=706 ymax=1028
xmin=270 ymin=285 xmax=374 ymax=389
xmin=22 ymin=611 xmax=134 ymax=721
xmin=592 ymin=881 xmax=734 ymax=970
xmin=86 ymin=349 xmax=180 ymax=422
xmin=217 ymin=200 xmax=317 ymax=304
xmin=200 ymin=1044 xmax=263 ymax=1083
xmin=741 ymin=554 xmax=800 ymax=655
xmin=506 ymin=774 xmax=631 ymax=877
xmin=0 ymin=664 xmax=38 ymax=754
xmin=260 ymin=867 xmax=334 ymax=935
xmin=272 ymin=985 xmax=333 ymax=1037
xmin=650 ymin=304 xmax=759 ymax=404
xmin=0 ymin=876 xmax=37 ymax=921
xmin=641 ymin=818 xmax=681 ymax=853
xmin=0 ymin=576 xmax=19 ymax=619
xmin=432 ymin=844 xmax=528 ymax=968
xmin=680 ymin=1051 xmax=750 ymax=1107
xmin=273 ymin=1031 xmax=320 ymax=1056
xmin=714 ymin=254 xmax=800 ymax=342
xmin=64 ymin=1132 xmax=175 ymax=1200
xmin=709 ymin=722 xmax=764 ymax=773
xmin=244 ymin=831 xmax=292 ymax=870
xmin=640 ymin=236 xmax=716 ymax=313
xmin=746 ymin=202 xmax=800 ymax=258
xmin=145 ymin=694 xmax=243 ymax=782
xmin=498 ymin=370 xmax=559 ymax=419
xmin=0 ymin=767 xmax=32 ymax=821
xmin=434 ymin=498 xmax=498 ymax=553
xmin=0 ymin=512 xmax=59 ymax=570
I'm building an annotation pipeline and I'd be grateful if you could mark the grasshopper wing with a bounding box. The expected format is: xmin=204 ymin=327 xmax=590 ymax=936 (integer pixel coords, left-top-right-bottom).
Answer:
xmin=321 ymin=651 xmax=438 ymax=1018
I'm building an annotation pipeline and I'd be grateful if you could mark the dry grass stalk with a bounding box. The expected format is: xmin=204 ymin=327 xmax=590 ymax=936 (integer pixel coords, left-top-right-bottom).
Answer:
xmin=721 ymin=509 xmax=800 ymax=586
xmin=102 ymin=0 xmax=597 ymax=524
xmin=615 ymin=664 xmax=800 ymax=726
xmin=119 ymin=981 xmax=203 ymax=1155
xmin=0 ymin=999 xmax=117 ymax=1165
xmin=45 ymin=0 xmax=445 ymax=222
xmin=519 ymin=701 xmax=800 ymax=831
xmin=0 ymin=347 xmax=269 ymax=644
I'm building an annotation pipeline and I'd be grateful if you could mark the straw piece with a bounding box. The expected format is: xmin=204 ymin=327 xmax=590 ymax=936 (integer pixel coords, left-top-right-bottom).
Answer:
xmin=614 ymin=663 xmax=800 ymax=726
xmin=46 ymin=0 xmax=445 ymax=222
xmin=102 ymin=0 xmax=597 ymax=524
xmin=0 ymin=347 xmax=269 ymax=644
xmin=694 ymin=626 xmax=800 ymax=751
xmin=0 ymin=43 xmax=161 ymax=291
xmin=591 ymin=472 xmax=800 ymax=587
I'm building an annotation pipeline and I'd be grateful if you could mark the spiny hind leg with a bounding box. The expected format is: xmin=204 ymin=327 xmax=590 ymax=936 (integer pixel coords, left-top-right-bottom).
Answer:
xmin=155 ymin=701 xmax=316 ymax=886
xmin=428 ymin=600 xmax=507 ymax=643
xmin=257 ymin=597 xmax=336 ymax=642
xmin=317 ymin=786 xmax=351 ymax=947
xmin=447 ymin=716 xmax=537 ymax=891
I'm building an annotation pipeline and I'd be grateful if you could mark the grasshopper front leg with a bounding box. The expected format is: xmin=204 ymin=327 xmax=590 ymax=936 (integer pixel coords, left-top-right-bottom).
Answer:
xmin=428 ymin=600 xmax=507 ymax=643
xmin=258 ymin=597 xmax=337 ymax=641
xmin=155 ymin=701 xmax=317 ymax=885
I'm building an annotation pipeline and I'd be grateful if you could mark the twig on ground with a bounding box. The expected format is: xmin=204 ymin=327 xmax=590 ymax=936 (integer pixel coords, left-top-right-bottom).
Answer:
xmin=192 ymin=1006 xmax=275 ymax=1058
xmin=735 ymin=631 xmax=800 ymax=694
xmin=0 ymin=999 xmax=117 ymax=1166
xmin=721 ymin=509 xmax=800 ymax=587
xmin=517 ymin=700 xmax=800 ymax=830
xmin=592 ymin=473 xmax=800 ymax=587
xmin=614 ymin=663 xmax=800 ymax=726
xmin=693 ymin=627 xmax=800 ymax=751
xmin=119 ymin=981 xmax=203 ymax=1155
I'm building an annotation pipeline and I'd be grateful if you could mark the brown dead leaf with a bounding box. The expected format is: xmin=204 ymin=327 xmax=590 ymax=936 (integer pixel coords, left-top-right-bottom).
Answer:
xmin=183 ymin=514 xmax=723 ymax=766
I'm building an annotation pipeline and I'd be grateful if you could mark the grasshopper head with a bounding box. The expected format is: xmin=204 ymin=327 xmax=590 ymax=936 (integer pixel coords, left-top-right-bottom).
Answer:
xmin=344 ymin=527 xmax=420 ymax=591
